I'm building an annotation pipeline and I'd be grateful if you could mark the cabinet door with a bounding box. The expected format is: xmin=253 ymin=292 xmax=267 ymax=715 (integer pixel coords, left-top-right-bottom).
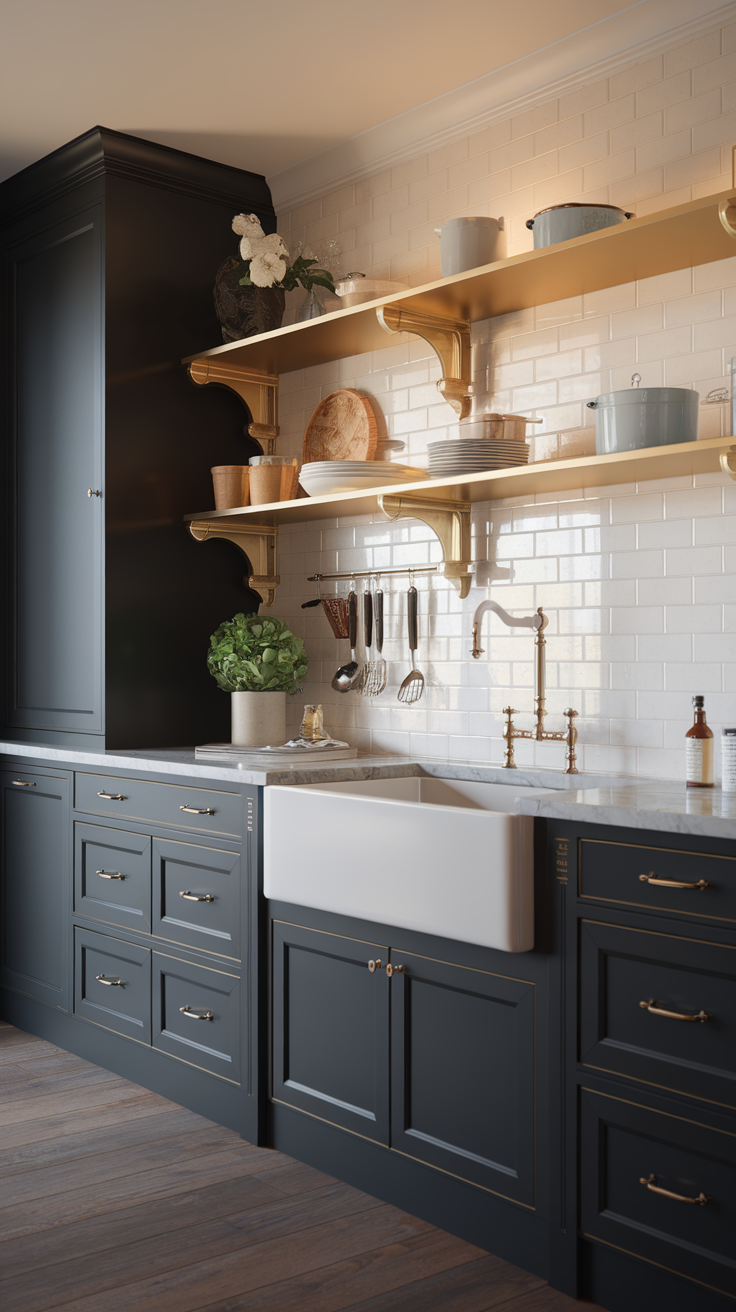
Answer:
xmin=1 ymin=768 xmax=70 ymax=1008
xmin=390 ymin=949 xmax=536 ymax=1205
xmin=5 ymin=206 xmax=103 ymax=734
xmin=272 ymin=921 xmax=390 ymax=1143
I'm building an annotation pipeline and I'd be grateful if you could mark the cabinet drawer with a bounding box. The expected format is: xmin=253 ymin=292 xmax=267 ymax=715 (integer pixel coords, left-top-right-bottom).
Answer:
xmin=580 ymin=921 xmax=736 ymax=1109
xmin=152 ymin=838 xmax=240 ymax=960
xmin=579 ymin=836 xmax=736 ymax=924
xmin=74 ymin=927 xmax=151 ymax=1044
xmin=152 ymin=952 xmax=240 ymax=1082
xmin=580 ymin=1086 xmax=736 ymax=1299
xmin=74 ymin=773 xmax=243 ymax=839
xmin=75 ymin=823 xmax=151 ymax=933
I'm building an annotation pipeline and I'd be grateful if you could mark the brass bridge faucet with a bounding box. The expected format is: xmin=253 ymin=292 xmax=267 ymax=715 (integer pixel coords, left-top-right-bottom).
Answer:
xmin=471 ymin=600 xmax=578 ymax=774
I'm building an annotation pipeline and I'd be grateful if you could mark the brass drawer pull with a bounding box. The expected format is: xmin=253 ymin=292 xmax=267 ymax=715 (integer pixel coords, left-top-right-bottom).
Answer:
xmin=95 ymin=974 xmax=124 ymax=987
xmin=179 ymin=1006 xmax=214 ymax=1021
xmin=640 ymin=999 xmax=709 ymax=1023
xmin=367 ymin=959 xmax=383 ymax=973
xmin=386 ymin=963 xmax=405 ymax=977
xmin=639 ymin=873 xmax=709 ymax=891
xmin=97 ymin=791 xmax=128 ymax=801
xmin=96 ymin=870 xmax=126 ymax=881
xmin=640 ymin=1174 xmax=708 ymax=1206
xmin=180 ymin=805 xmax=215 ymax=815
xmin=12 ymin=779 xmax=36 ymax=787
xmin=179 ymin=891 xmax=215 ymax=902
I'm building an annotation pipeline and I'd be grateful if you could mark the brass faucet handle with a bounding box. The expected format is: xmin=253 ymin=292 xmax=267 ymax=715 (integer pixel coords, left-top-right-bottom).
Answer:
xmin=502 ymin=706 xmax=519 ymax=716
xmin=563 ymin=708 xmax=578 ymax=719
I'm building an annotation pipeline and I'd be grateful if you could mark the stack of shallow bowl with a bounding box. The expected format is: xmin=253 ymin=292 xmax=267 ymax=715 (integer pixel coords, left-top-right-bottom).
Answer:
xmin=299 ymin=461 xmax=427 ymax=497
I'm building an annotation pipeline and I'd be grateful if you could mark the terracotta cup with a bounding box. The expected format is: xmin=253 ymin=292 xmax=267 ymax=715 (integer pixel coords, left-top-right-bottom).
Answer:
xmin=211 ymin=465 xmax=249 ymax=510
xmin=249 ymin=463 xmax=284 ymax=505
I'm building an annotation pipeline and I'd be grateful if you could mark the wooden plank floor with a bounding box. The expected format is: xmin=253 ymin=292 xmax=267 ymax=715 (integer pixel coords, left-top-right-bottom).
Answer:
xmin=0 ymin=1021 xmax=603 ymax=1311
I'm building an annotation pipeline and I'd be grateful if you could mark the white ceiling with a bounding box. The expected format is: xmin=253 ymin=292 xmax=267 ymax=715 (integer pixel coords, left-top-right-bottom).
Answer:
xmin=0 ymin=0 xmax=728 ymax=194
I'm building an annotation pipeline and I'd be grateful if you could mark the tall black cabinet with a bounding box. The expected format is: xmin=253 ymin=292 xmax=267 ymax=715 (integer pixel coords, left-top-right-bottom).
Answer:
xmin=1 ymin=127 xmax=275 ymax=750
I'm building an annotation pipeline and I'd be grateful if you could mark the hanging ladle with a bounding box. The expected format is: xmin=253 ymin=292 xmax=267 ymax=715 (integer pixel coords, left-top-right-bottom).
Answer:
xmin=331 ymin=588 xmax=361 ymax=693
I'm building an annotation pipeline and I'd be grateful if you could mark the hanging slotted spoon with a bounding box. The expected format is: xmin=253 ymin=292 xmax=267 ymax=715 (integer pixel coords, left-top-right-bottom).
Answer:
xmin=371 ymin=586 xmax=388 ymax=695
xmin=397 ymin=585 xmax=425 ymax=703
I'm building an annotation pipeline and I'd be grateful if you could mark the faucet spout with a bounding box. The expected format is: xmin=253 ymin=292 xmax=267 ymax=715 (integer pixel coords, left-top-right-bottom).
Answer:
xmin=470 ymin=598 xmax=543 ymax=658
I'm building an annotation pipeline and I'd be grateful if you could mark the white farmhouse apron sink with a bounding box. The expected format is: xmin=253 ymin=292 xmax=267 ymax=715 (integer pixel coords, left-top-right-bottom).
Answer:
xmin=264 ymin=776 xmax=559 ymax=953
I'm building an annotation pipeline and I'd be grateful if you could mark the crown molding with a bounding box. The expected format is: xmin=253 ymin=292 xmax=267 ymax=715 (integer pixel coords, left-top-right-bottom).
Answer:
xmin=268 ymin=0 xmax=736 ymax=213
xmin=0 ymin=126 xmax=274 ymax=230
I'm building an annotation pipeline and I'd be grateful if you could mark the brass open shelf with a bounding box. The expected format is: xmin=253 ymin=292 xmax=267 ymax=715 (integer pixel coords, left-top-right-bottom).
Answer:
xmin=184 ymin=189 xmax=736 ymax=378
xmin=185 ymin=438 xmax=736 ymax=529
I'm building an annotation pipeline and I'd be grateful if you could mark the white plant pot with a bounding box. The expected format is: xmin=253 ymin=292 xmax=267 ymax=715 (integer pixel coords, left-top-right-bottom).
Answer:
xmin=230 ymin=691 xmax=286 ymax=748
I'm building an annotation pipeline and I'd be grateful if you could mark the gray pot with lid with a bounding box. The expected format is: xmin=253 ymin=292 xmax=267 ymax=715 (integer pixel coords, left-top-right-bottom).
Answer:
xmin=526 ymin=203 xmax=634 ymax=250
xmin=587 ymin=374 xmax=698 ymax=455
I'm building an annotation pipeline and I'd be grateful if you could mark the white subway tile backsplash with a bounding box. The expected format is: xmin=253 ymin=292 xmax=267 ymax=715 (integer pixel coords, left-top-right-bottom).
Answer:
xmin=275 ymin=15 xmax=736 ymax=773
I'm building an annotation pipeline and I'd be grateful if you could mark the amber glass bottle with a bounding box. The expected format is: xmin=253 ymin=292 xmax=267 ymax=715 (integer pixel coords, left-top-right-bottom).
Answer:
xmin=686 ymin=695 xmax=714 ymax=788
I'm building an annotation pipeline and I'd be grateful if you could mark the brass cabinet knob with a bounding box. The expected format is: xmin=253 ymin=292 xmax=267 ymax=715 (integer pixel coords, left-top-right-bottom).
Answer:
xmin=386 ymin=963 xmax=405 ymax=977
xmin=367 ymin=959 xmax=383 ymax=973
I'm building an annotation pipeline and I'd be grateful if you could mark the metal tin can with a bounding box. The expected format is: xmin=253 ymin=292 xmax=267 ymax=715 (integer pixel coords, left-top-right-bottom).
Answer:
xmin=722 ymin=728 xmax=736 ymax=792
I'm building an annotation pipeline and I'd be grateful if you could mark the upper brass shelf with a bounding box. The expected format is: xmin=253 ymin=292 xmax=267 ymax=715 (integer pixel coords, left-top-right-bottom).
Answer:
xmin=183 ymin=190 xmax=736 ymax=378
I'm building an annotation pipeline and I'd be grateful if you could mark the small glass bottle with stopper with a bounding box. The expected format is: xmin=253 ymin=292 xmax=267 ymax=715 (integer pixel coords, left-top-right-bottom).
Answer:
xmin=686 ymin=695 xmax=714 ymax=788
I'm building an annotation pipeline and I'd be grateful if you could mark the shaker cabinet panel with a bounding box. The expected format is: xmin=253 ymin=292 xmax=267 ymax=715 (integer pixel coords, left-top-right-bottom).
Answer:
xmin=152 ymin=951 xmax=240 ymax=1083
xmin=74 ymin=926 xmax=151 ymax=1043
xmin=580 ymin=1086 xmax=736 ymax=1300
xmin=152 ymin=838 xmax=240 ymax=959
xmin=1 ymin=769 xmax=70 ymax=1009
xmin=578 ymin=837 xmax=736 ymax=924
xmin=580 ymin=920 xmax=736 ymax=1109
xmin=74 ymin=822 xmax=151 ymax=933
xmin=5 ymin=207 xmax=103 ymax=733
xmin=390 ymin=949 xmax=536 ymax=1205
xmin=272 ymin=921 xmax=390 ymax=1143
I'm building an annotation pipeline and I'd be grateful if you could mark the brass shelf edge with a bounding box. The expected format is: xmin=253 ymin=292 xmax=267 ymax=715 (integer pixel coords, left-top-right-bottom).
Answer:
xmin=378 ymin=492 xmax=473 ymax=598
xmin=189 ymin=519 xmax=279 ymax=607
xmin=377 ymin=304 xmax=472 ymax=419
xmin=188 ymin=359 xmax=279 ymax=454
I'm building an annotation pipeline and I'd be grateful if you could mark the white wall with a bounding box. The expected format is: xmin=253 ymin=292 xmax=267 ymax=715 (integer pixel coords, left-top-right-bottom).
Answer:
xmin=272 ymin=14 xmax=736 ymax=780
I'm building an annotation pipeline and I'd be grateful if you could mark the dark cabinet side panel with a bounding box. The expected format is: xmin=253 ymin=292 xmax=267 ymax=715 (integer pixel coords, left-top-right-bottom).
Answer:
xmin=6 ymin=206 xmax=103 ymax=733
xmin=390 ymin=948 xmax=536 ymax=1205
xmin=1 ymin=768 xmax=70 ymax=1008
xmin=272 ymin=921 xmax=390 ymax=1143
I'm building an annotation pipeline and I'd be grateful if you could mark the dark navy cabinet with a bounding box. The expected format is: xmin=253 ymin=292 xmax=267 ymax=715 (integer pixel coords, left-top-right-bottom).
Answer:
xmin=1 ymin=756 xmax=263 ymax=1144
xmin=269 ymin=903 xmax=549 ymax=1273
xmin=548 ymin=820 xmax=736 ymax=1312
xmin=0 ymin=766 xmax=70 ymax=1009
xmin=1 ymin=127 xmax=276 ymax=751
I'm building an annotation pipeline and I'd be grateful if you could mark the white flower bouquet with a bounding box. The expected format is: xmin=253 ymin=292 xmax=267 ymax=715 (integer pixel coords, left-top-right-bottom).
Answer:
xmin=231 ymin=213 xmax=336 ymax=295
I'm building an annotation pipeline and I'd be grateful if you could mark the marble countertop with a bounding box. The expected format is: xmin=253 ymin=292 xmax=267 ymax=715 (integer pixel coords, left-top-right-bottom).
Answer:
xmin=0 ymin=740 xmax=610 ymax=791
xmin=3 ymin=740 xmax=734 ymax=840
xmin=515 ymin=781 xmax=736 ymax=842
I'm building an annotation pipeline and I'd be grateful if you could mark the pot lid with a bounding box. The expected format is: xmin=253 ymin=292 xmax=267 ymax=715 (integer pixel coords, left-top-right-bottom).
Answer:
xmin=530 ymin=202 xmax=632 ymax=219
xmin=593 ymin=386 xmax=698 ymax=405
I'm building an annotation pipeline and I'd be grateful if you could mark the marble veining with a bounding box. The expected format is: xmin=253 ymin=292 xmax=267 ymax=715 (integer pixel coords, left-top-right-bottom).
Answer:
xmin=516 ymin=783 xmax=736 ymax=841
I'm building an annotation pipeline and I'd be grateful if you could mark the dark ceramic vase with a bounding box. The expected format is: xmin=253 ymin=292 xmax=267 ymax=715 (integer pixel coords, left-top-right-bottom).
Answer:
xmin=213 ymin=257 xmax=286 ymax=342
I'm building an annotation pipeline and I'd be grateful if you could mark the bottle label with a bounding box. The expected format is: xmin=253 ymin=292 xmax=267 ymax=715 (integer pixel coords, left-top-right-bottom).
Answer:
xmin=686 ymin=737 xmax=713 ymax=784
xmin=723 ymin=736 xmax=736 ymax=792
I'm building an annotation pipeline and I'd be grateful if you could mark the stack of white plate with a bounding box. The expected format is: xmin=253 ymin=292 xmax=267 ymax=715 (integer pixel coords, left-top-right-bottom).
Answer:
xmin=299 ymin=461 xmax=428 ymax=497
xmin=427 ymin=439 xmax=529 ymax=478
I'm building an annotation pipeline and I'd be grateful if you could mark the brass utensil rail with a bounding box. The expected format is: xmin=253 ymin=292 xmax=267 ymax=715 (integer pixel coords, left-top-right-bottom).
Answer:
xmin=308 ymin=566 xmax=438 ymax=583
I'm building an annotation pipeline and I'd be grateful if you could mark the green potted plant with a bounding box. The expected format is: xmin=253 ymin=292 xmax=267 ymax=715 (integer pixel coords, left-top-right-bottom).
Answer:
xmin=207 ymin=613 xmax=308 ymax=747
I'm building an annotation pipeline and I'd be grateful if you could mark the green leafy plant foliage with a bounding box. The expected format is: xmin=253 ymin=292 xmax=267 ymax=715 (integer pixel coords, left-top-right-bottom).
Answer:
xmin=207 ymin=614 xmax=308 ymax=694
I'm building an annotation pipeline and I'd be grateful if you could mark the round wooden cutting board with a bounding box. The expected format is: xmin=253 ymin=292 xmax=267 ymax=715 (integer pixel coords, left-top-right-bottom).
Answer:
xmin=302 ymin=389 xmax=378 ymax=464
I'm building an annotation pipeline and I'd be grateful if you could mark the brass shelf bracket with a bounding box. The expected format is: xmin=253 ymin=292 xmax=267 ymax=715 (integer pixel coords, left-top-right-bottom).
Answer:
xmin=720 ymin=444 xmax=736 ymax=480
xmin=377 ymin=304 xmax=473 ymax=419
xmin=188 ymin=519 xmax=279 ymax=607
xmin=188 ymin=359 xmax=279 ymax=453
xmin=378 ymin=493 xmax=473 ymax=598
